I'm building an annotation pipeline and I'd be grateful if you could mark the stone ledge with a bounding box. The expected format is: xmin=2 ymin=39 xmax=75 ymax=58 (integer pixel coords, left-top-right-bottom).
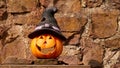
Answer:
xmin=0 ymin=65 xmax=91 ymax=68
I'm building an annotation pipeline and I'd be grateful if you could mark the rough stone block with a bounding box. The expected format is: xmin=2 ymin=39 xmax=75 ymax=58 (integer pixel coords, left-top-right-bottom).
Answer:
xmin=58 ymin=55 xmax=81 ymax=65
xmin=6 ymin=8 xmax=43 ymax=25
xmin=2 ymin=56 xmax=32 ymax=65
xmin=0 ymin=0 xmax=6 ymax=8
xmin=40 ymin=0 xmax=52 ymax=7
xmin=61 ymin=46 xmax=80 ymax=56
xmin=54 ymin=0 xmax=81 ymax=13
xmin=1 ymin=25 xmax=29 ymax=62
xmin=91 ymin=9 xmax=119 ymax=38
xmin=103 ymin=48 xmax=120 ymax=68
xmin=80 ymin=37 xmax=103 ymax=67
xmin=112 ymin=63 xmax=120 ymax=68
xmin=32 ymin=59 xmax=58 ymax=65
xmin=0 ymin=8 xmax=6 ymax=20
xmin=7 ymin=0 xmax=38 ymax=13
xmin=63 ymin=33 xmax=80 ymax=45
xmin=105 ymin=38 xmax=120 ymax=50
xmin=81 ymin=0 xmax=103 ymax=8
xmin=107 ymin=0 xmax=120 ymax=9
xmin=68 ymin=34 xmax=80 ymax=45
xmin=56 ymin=16 xmax=87 ymax=31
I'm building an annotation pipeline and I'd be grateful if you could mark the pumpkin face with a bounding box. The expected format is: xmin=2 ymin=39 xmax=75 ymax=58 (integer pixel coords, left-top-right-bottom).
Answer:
xmin=30 ymin=34 xmax=63 ymax=59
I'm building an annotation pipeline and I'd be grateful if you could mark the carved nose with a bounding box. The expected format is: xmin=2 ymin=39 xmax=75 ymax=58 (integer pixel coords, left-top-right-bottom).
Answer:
xmin=44 ymin=41 xmax=47 ymax=44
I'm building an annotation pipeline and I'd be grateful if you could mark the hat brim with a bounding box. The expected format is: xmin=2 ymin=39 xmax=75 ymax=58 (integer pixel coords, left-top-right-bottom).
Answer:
xmin=28 ymin=28 xmax=66 ymax=41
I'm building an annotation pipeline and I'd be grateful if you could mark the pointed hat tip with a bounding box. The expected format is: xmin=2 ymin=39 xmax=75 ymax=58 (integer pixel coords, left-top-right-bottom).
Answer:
xmin=45 ymin=6 xmax=58 ymax=13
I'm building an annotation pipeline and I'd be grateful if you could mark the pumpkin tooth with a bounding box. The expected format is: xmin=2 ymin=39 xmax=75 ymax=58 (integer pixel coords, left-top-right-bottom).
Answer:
xmin=41 ymin=46 xmax=55 ymax=54
xmin=36 ymin=44 xmax=55 ymax=54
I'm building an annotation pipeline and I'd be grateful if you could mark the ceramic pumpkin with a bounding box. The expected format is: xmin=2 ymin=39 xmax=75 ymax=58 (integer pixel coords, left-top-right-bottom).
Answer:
xmin=30 ymin=34 xmax=63 ymax=59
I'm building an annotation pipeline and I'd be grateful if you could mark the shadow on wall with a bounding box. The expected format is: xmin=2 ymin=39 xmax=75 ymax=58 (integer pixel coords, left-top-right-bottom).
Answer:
xmin=89 ymin=60 xmax=103 ymax=68
xmin=1 ymin=11 xmax=8 ymax=20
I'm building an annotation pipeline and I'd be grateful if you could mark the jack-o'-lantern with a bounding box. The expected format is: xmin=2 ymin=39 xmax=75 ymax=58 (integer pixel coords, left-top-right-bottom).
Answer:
xmin=30 ymin=34 xmax=63 ymax=59
xmin=28 ymin=7 xmax=66 ymax=59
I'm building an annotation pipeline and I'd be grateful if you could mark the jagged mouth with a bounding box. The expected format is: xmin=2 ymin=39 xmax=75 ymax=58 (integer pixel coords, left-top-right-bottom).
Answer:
xmin=36 ymin=45 xmax=55 ymax=54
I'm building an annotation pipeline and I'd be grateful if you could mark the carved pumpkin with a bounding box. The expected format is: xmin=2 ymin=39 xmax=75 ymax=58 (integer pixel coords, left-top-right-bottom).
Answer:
xmin=30 ymin=34 xmax=63 ymax=59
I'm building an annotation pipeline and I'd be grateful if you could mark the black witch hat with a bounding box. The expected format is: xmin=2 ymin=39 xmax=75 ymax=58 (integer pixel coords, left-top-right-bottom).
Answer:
xmin=28 ymin=7 xmax=66 ymax=41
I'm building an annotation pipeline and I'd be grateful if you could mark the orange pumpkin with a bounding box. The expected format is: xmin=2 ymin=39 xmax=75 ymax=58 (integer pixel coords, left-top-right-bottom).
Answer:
xmin=30 ymin=34 xmax=63 ymax=59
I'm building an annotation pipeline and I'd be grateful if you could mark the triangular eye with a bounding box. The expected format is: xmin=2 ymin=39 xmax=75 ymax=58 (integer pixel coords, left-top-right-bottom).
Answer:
xmin=39 ymin=36 xmax=43 ymax=39
xmin=49 ymin=36 xmax=52 ymax=39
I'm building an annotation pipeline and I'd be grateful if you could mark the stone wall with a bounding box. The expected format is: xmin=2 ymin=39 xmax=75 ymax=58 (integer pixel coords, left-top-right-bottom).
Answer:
xmin=0 ymin=0 xmax=120 ymax=68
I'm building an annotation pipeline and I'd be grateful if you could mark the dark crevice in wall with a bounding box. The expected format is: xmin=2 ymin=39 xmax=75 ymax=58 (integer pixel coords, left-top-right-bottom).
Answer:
xmin=53 ymin=0 xmax=58 ymax=5
xmin=116 ymin=15 xmax=120 ymax=32
xmin=0 ymin=11 xmax=8 ymax=20
xmin=36 ymin=0 xmax=41 ymax=7
xmin=64 ymin=26 xmax=85 ymax=46
xmin=10 ymin=11 xmax=30 ymax=16
xmin=64 ymin=31 xmax=80 ymax=45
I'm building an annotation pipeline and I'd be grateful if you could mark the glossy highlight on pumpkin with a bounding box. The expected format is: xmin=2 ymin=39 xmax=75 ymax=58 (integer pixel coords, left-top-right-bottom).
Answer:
xmin=30 ymin=34 xmax=63 ymax=59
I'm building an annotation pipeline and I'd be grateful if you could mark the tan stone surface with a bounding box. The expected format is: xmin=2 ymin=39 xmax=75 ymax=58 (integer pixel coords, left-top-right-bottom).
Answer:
xmin=7 ymin=0 xmax=38 ymax=12
xmin=80 ymin=37 xmax=103 ymax=67
xmin=0 ymin=8 xmax=6 ymax=20
xmin=56 ymin=16 xmax=87 ymax=31
xmin=82 ymin=0 xmax=103 ymax=7
xmin=40 ymin=0 xmax=52 ymax=7
xmin=91 ymin=9 xmax=119 ymax=38
xmin=103 ymin=49 xmax=120 ymax=68
xmin=1 ymin=25 xmax=27 ymax=61
xmin=105 ymin=38 xmax=120 ymax=50
xmin=58 ymin=55 xmax=80 ymax=65
xmin=54 ymin=0 xmax=81 ymax=13
xmin=61 ymin=46 xmax=79 ymax=56
xmin=106 ymin=0 xmax=120 ymax=9
xmin=0 ymin=0 xmax=6 ymax=8
xmin=6 ymin=8 xmax=43 ymax=25
xmin=2 ymin=38 xmax=27 ymax=61
xmin=2 ymin=56 xmax=32 ymax=65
